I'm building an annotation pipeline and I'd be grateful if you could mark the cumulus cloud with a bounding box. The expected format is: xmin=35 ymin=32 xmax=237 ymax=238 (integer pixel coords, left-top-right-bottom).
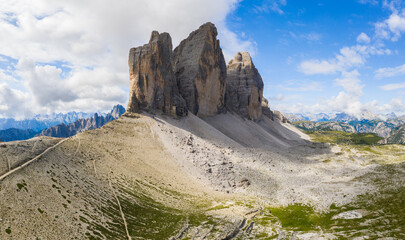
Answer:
xmin=0 ymin=82 xmax=30 ymax=119
xmin=357 ymin=32 xmax=371 ymax=44
xmin=0 ymin=0 xmax=255 ymax=118
xmin=334 ymin=70 xmax=364 ymax=96
xmin=375 ymin=1 xmax=405 ymax=42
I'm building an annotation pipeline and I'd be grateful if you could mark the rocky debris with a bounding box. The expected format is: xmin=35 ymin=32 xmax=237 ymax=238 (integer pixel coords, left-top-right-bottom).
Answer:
xmin=261 ymin=97 xmax=274 ymax=120
xmin=173 ymin=22 xmax=227 ymax=117
xmin=237 ymin=178 xmax=250 ymax=188
xmin=273 ymin=110 xmax=290 ymax=123
xmin=225 ymin=52 xmax=264 ymax=120
xmin=127 ymin=31 xmax=187 ymax=117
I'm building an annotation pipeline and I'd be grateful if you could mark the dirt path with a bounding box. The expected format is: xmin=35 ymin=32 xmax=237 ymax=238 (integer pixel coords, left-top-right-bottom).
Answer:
xmin=108 ymin=173 xmax=131 ymax=240
xmin=0 ymin=138 xmax=67 ymax=181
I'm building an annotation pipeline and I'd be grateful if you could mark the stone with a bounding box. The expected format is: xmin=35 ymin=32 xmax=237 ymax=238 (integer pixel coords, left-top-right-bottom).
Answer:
xmin=173 ymin=22 xmax=227 ymax=117
xmin=127 ymin=31 xmax=187 ymax=117
xmin=261 ymin=97 xmax=274 ymax=120
xmin=225 ymin=52 xmax=264 ymax=120
xmin=237 ymin=178 xmax=250 ymax=187
xmin=273 ymin=110 xmax=290 ymax=123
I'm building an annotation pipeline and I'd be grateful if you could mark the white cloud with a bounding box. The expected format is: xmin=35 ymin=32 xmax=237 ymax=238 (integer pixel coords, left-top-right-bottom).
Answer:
xmin=380 ymin=82 xmax=405 ymax=90
xmin=0 ymin=82 xmax=30 ymax=119
xmin=254 ymin=0 xmax=287 ymax=15
xmin=375 ymin=9 xmax=405 ymax=41
xmin=375 ymin=63 xmax=405 ymax=78
xmin=0 ymin=0 xmax=254 ymax=118
xmin=334 ymin=70 xmax=364 ymax=96
xmin=298 ymin=59 xmax=340 ymax=75
xmin=357 ymin=32 xmax=371 ymax=44
xmin=298 ymin=44 xmax=390 ymax=75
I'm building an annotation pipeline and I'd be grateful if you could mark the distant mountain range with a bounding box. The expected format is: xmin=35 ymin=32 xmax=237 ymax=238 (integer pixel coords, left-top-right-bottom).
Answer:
xmin=287 ymin=111 xmax=405 ymax=141
xmin=293 ymin=119 xmax=404 ymax=138
xmin=0 ymin=112 xmax=96 ymax=132
xmin=39 ymin=105 xmax=125 ymax=138
xmin=0 ymin=105 xmax=125 ymax=142
xmin=284 ymin=111 xmax=399 ymax=123
xmin=0 ymin=128 xmax=39 ymax=142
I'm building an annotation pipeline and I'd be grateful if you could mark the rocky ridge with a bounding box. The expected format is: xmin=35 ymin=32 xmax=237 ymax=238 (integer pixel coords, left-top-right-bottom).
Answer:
xmin=39 ymin=105 xmax=125 ymax=138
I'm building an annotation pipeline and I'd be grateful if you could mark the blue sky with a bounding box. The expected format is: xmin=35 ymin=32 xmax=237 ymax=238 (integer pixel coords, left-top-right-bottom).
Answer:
xmin=226 ymin=0 xmax=405 ymax=116
xmin=1 ymin=0 xmax=405 ymax=119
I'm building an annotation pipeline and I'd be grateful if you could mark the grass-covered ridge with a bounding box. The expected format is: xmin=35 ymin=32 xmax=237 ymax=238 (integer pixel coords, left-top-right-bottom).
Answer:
xmin=307 ymin=130 xmax=384 ymax=145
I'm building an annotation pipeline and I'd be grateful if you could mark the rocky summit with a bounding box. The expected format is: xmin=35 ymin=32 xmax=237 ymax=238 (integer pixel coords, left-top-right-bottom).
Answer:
xmin=173 ymin=23 xmax=227 ymax=117
xmin=127 ymin=31 xmax=187 ymax=117
xmin=225 ymin=52 xmax=264 ymax=120
xmin=127 ymin=23 xmax=272 ymax=121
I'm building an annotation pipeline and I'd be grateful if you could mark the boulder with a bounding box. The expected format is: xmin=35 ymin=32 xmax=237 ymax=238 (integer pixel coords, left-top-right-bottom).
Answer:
xmin=225 ymin=52 xmax=264 ymax=120
xmin=173 ymin=23 xmax=227 ymax=117
xmin=273 ymin=110 xmax=290 ymax=123
xmin=127 ymin=31 xmax=187 ymax=117
xmin=261 ymin=97 xmax=274 ymax=120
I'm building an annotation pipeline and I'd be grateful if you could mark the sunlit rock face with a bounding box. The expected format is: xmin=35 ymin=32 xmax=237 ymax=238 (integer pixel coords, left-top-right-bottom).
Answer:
xmin=127 ymin=31 xmax=187 ymax=117
xmin=173 ymin=22 xmax=227 ymax=118
xmin=225 ymin=51 xmax=264 ymax=120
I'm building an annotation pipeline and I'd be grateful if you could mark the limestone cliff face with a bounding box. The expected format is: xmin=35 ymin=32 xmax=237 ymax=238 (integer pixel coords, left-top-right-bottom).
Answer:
xmin=127 ymin=31 xmax=187 ymax=117
xmin=225 ymin=52 xmax=264 ymax=120
xmin=173 ymin=23 xmax=227 ymax=117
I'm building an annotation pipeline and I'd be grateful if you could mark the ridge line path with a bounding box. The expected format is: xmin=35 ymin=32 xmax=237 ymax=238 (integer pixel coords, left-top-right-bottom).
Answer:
xmin=0 ymin=138 xmax=69 ymax=181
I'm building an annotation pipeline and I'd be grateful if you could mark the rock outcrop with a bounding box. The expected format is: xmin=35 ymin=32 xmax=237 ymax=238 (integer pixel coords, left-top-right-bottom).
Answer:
xmin=127 ymin=31 xmax=187 ymax=117
xmin=261 ymin=97 xmax=274 ymax=120
xmin=225 ymin=52 xmax=264 ymax=120
xmin=273 ymin=110 xmax=290 ymax=123
xmin=173 ymin=23 xmax=227 ymax=117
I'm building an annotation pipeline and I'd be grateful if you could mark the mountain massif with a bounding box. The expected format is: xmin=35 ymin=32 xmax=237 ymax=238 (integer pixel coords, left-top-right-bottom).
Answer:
xmin=127 ymin=22 xmax=277 ymax=122
xmin=1 ymin=22 xmax=404 ymax=239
